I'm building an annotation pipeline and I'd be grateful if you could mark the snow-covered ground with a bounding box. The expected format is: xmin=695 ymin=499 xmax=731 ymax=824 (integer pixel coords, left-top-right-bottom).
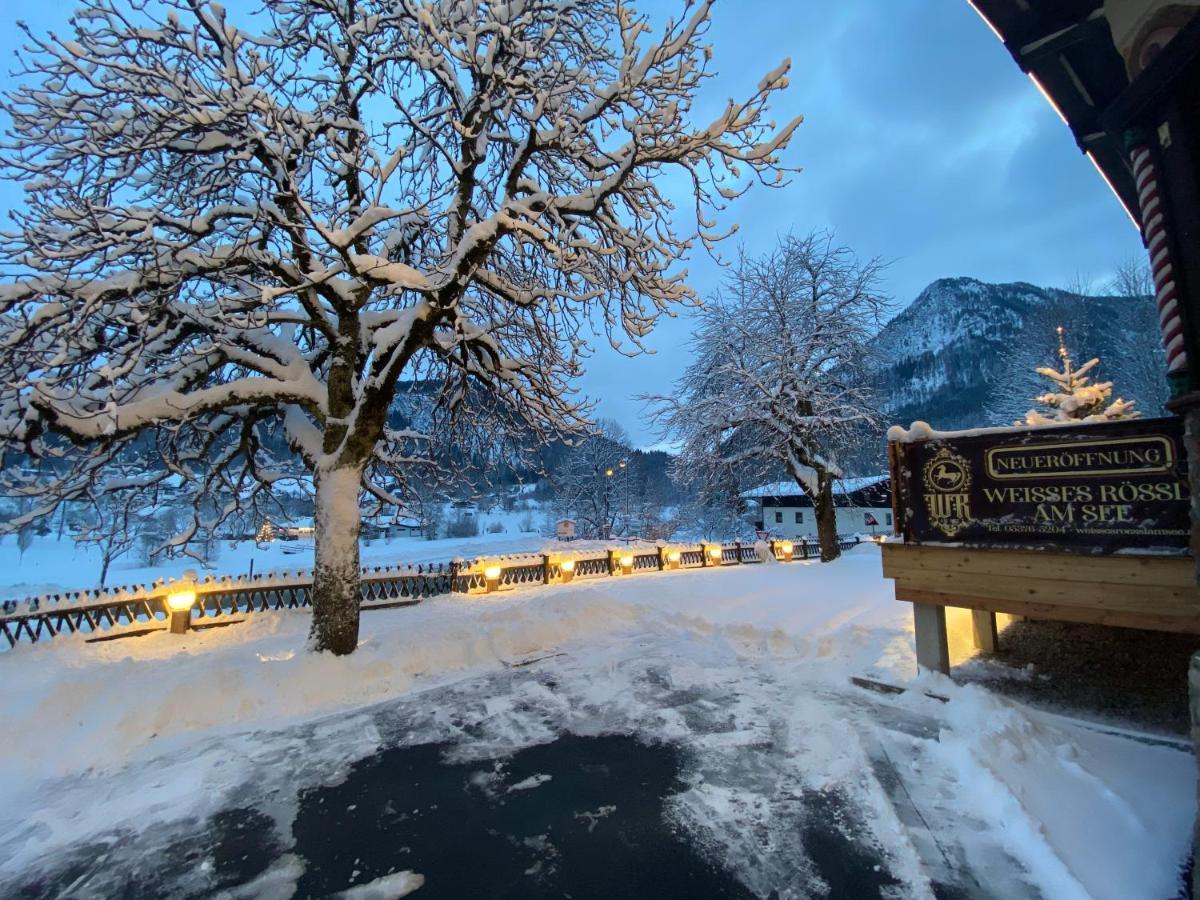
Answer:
xmin=0 ymin=545 xmax=1192 ymax=898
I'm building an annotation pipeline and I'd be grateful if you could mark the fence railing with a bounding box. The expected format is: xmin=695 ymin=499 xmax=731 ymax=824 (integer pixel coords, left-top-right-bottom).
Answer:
xmin=0 ymin=536 xmax=863 ymax=650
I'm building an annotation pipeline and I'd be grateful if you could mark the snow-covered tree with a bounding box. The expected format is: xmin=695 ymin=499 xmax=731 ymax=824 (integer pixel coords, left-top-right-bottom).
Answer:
xmin=552 ymin=420 xmax=633 ymax=540
xmin=0 ymin=0 xmax=800 ymax=653
xmin=1109 ymin=258 xmax=1169 ymax=416
xmin=650 ymin=231 xmax=889 ymax=561
xmin=1020 ymin=327 xmax=1139 ymax=425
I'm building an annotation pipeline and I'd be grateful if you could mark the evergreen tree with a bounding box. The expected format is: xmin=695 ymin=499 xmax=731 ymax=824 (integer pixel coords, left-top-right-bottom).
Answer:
xmin=1020 ymin=327 xmax=1138 ymax=425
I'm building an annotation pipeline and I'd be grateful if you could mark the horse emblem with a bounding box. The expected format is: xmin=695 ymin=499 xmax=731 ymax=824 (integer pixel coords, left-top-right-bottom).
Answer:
xmin=922 ymin=447 xmax=973 ymax=538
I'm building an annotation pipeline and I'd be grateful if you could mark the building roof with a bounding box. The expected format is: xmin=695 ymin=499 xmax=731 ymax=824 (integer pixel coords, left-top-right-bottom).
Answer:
xmin=741 ymin=475 xmax=889 ymax=500
xmin=966 ymin=0 xmax=1140 ymax=225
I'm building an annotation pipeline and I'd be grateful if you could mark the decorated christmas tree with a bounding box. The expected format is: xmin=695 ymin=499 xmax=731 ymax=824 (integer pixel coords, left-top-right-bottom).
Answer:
xmin=1020 ymin=327 xmax=1139 ymax=425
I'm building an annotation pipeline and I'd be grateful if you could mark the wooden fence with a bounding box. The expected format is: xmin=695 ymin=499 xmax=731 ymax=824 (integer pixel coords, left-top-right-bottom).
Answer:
xmin=0 ymin=536 xmax=862 ymax=651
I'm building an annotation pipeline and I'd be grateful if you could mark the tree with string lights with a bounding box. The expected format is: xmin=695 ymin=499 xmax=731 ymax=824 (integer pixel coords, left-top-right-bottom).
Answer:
xmin=1020 ymin=326 xmax=1139 ymax=425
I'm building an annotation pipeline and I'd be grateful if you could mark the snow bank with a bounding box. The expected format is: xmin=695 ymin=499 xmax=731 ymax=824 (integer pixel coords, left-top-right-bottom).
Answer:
xmin=922 ymin=680 xmax=1194 ymax=900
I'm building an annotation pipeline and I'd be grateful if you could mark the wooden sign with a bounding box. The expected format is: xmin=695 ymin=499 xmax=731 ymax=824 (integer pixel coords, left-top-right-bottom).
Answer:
xmin=891 ymin=416 xmax=1190 ymax=553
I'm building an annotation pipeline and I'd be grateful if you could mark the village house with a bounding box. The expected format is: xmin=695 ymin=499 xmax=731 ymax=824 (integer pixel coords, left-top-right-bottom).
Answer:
xmin=743 ymin=475 xmax=893 ymax=540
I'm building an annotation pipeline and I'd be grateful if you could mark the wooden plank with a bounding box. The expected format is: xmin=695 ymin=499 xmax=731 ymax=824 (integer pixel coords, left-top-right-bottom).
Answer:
xmin=888 ymin=566 xmax=1199 ymax=614
xmin=897 ymin=589 xmax=1200 ymax=634
xmin=881 ymin=542 xmax=1194 ymax=588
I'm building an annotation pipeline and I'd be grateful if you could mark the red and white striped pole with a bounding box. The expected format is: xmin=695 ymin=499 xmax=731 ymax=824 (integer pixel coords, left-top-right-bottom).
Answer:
xmin=1130 ymin=142 xmax=1190 ymax=382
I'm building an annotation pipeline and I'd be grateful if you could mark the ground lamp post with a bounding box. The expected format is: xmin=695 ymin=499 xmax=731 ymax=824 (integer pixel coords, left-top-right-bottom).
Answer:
xmin=484 ymin=565 xmax=502 ymax=594
xmin=619 ymin=552 xmax=634 ymax=575
xmin=166 ymin=581 xmax=197 ymax=635
xmin=705 ymin=544 xmax=722 ymax=567
xmin=667 ymin=549 xmax=682 ymax=570
xmin=560 ymin=559 xmax=576 ymax=583
xmin=777 ymin=540 xmax=794 ymax=562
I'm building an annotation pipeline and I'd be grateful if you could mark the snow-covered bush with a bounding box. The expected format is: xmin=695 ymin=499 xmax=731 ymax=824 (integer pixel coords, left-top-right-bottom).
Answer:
xmin=445 ymin=514 xmax=480 ymax=540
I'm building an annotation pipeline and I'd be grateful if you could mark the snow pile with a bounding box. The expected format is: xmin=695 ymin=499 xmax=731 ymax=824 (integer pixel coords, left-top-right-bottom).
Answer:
xmin=925 ymin=682 xmax=1193 ymax=899
xmin=0 ymin=545 xmax=1192 ymax=898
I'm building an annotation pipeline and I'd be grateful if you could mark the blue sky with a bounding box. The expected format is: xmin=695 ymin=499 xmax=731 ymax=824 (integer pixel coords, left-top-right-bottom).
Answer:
xmin=0 ymin=1 xmax=1144 ymax=446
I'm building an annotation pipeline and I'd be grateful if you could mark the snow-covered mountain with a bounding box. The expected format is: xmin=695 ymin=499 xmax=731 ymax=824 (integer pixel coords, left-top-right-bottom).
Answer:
xmin=871 ymin=276 xmax=1167 ymax=431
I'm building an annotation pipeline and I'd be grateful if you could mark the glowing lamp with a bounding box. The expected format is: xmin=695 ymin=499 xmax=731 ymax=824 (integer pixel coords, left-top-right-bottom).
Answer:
xmin=778 ymin=540 xmax=794 ymax=562
xmin=482 ymin=566 xmax=501 ymax=595
xmin=706 ymin=544 xmax=722 ymax=566
xmin=666 ymin=549 xmax=681 ymax=570
xmin=484 ymin=565 xmax=502 ymax=593
xmin=619 ymin=553 xmax=634 ymax=575
xmin=560 ymin=558 xmax=576 ymax=583
xmin=166 ymin=589 xmax=196 ymax=612
xmin=166 ymin=588 xmax=196 ymax=634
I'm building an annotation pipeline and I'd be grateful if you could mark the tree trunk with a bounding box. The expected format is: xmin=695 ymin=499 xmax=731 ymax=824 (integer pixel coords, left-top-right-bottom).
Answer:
xmin=309 ymin=464 xmax=364 ymax=655
xmin=813 ymin=469 xmax=840 ymax=562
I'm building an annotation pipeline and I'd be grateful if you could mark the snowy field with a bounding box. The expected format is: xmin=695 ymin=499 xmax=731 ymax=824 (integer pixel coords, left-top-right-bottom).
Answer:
xmin=0 ymin=512 xmax=558 ymax=602
xmin=0 ymin=544 xmax=1193 ymax=898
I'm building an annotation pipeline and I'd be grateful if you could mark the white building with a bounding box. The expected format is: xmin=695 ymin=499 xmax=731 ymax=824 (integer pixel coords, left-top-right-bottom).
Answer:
xmin=742 ymin=475 xmax=894 ymax=540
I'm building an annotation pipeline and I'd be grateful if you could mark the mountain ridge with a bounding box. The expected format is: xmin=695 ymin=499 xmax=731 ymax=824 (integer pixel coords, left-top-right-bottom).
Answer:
xmin=869 ymin=275 xmax=1166 ymax=432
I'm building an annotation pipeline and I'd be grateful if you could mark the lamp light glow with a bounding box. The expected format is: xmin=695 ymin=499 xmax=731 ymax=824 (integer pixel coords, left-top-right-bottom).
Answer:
xmin=560 ymin=559 xmax=575 ymax=572
xmin=166 ymin=586 xmax=196 ymax=634
xmin=166 ymin=590 xmax=196 ymax=612
xmin=484 ymin=565 xmax=502 ymax=580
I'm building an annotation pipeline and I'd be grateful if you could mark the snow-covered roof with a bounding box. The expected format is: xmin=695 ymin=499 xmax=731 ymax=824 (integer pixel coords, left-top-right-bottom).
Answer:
xmin=740 ymin=475 xmax=888 ymax=499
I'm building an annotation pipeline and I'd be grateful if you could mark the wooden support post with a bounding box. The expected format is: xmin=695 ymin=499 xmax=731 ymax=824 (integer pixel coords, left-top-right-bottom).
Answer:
xmin=541 ymin=554 xmax=551 ymax=586
xmin=607 ymin=549 xmax=616 ymax=575
xmin=912 ymin=603 xmax=950 ymax=675
xmin=657 ymin=546 xmax=665 ymax=571
xmin=971 ymin=609 xmax=999 ymax=653
xmin=734 ymin=541 xmax=743 ymax=563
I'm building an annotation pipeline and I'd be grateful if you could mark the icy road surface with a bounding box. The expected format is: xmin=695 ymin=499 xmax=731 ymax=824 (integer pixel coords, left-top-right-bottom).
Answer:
xmin=0 ymin=546 xmax=1193 ymax=898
